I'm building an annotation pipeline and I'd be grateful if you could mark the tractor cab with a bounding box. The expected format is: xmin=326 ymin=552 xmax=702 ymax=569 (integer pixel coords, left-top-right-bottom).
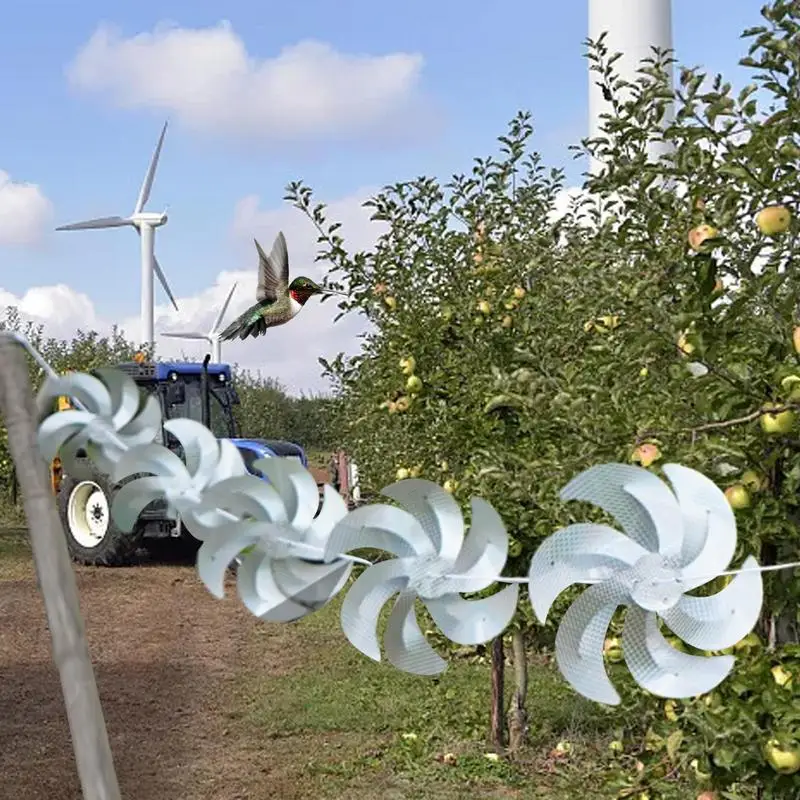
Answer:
xmin=52 ymin=353 xmax=308 ymax=566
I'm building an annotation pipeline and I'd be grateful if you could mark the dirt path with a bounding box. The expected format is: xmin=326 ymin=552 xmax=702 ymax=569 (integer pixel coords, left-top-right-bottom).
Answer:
xmin=0 ymin=553 xmax=306 ymax=800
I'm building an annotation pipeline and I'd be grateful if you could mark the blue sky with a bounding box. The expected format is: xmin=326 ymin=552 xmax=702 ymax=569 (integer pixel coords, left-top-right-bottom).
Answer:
xmin=0 ymin=0 xmax=765 ymax=392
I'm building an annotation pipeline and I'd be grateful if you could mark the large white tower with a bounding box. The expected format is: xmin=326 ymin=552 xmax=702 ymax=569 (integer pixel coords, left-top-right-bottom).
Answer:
xmin=588 ymin=0 xmax=674 ymax=175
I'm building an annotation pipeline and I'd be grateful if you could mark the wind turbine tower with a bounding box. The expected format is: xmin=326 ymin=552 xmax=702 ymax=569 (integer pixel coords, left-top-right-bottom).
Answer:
xmin=160 ymin=283 xmax=238 ymax=364
xmin=588 ymin=0 xmax=674 ymax=176
xmin=55 ymin=121 xmax=179 ymax=348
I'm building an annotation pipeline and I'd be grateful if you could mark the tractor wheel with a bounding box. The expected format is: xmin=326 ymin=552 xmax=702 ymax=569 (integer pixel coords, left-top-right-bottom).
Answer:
xmin=56 ymin=462 xmax=141 ymax=566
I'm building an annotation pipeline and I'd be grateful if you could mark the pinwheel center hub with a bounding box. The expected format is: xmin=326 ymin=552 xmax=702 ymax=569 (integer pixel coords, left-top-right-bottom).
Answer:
xmin=627 ymin=553 xmax=684 ymax=612
xmin=85 ymin=417 xmax=117 ymax=447
xmin=405 ymin=556 xmax=452 ymax=599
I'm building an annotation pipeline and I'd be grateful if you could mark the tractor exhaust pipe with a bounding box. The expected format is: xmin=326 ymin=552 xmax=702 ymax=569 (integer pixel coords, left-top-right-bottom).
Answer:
xmin=201 ymin=353 xmax=211 ymax=431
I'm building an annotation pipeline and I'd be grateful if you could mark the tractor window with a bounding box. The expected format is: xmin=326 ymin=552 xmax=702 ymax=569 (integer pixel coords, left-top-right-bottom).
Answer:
xmin=164 ymin=380 xmax=235 ymax=440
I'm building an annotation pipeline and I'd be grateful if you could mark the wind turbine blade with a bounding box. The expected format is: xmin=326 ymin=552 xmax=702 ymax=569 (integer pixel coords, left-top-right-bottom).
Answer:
xmin=211 ymin=282 xmax=238 ymax=333
xmin=153 ymin=254 xmax=179 ymax=311
xmin=56 ymin=216 xmax=131 ymax=231
xmin=161 ymin=332 xmax=210 ymax=341
xmin=134 ymin=120 xmax=168 ymax=214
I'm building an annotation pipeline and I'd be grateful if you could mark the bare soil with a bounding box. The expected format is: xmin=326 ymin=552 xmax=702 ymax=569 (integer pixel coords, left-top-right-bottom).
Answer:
xmin=0 ymin=548 xmax=330 ymax=800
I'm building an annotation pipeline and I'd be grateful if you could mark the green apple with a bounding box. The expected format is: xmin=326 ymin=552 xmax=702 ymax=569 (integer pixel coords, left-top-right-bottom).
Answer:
xmin=608 ymin=740 xmax=624 ymax=755
xmin=406 ymin=375 xmax=423 ymax=393
xmin=725 ymin=484 xmax=751 ymax=510
xmin=756 ymin=205 xmax=791 ymax=236
xmin=764 ymin=739 xmax=800 ymax=775
xmin=513 ymin=286 xmax=526 ymax=299
xmin=443 ymin=479 xmax=458 ymax=493
xmin=771 ymin=665 xmax=793 ymax=688
xmin=603 ymin=637 xmax=624 ymax=663
xmin=741 ymin=469 xmax=766 ymax=492
xmin=664 ymin=699 xmax=679 ymax=721
xmin=394 ymin=396 xmax=410 ymax=413
xmin=409 ymin=464 xmax=422 ymax=478
xmin=399 ymin=356 xmax=416 ymax=375
xmin=508 ymin=538 xmax=522 ymax=558
xmin=501 ymin=315 xmax=513 ymax=328
xmin=384 ymin=295 xmax=397 ymax=310
xmin=396 ymin=467 xmax=410 ymax=481
xmin=760 ymin=403 xmax=796 ymax=434
xmin=477 ymin=300 xmax=491 ymax=315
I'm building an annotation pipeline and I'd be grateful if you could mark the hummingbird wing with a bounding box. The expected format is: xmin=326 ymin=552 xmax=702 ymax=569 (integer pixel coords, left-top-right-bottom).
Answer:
xmin=255 ymin=232 xmax=289 ymax=303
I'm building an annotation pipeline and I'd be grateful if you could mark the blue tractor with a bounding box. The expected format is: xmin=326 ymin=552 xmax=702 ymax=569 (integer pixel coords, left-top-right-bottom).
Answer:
xmin=53 ymin=354 xmax=307 ymax=566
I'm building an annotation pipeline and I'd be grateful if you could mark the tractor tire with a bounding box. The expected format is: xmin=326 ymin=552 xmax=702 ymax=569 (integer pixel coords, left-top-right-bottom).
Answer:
xmin=56 ymin=461 xmax=142 ymax=566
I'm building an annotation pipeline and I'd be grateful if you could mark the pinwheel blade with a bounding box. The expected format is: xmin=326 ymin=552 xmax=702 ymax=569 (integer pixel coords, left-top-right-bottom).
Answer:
xmin=112 ymin=442 xmax=185 ymax=484
xmin=237 ymin=550 xmax=319 ymax=622
xmin=384 ymin=591 xmax=447 ymax=675
xmin=93 ymin=368 xmax=141 ymax=432
xmin=661 ymin=556 xmax=763 ymax=650
xmin=560 ymin=464 xmax=674 ymax=553
xmin=661 ymin=464 xmax=738 ymax=589
xmin=253 ymin=457 xmax=318 ymax=531
xmin=305 ymin=484 xmax=349 ymax=553
xmin=268 ymin=556 xmax=351 ymax=609
xmin=622 ymin=607 xmax=734 ymax=699
xmin=164 ymin=419 xmax=221 ymax=482
xmin=198 ymin=475 xmax=286 ymax=524
xmin=528 ymin=523 xmax=646 ymax=622
xmin=110 ymin=476 xmax=174 ymax=532
xmin=197 ymin=526 xmax=262 ymax=599
xmin=37 ymin=412 xmax=91 ymax=460
xmin=382 ymin=479 xmax=465 ymax=561
xmin=426 ymin=584 xmax=519 ymax=645
xmin=37 ymin=372 xmax=111 ymax=417
xmin=449 ymin=498 xmax=509 ymax=593
xmin=325 ymin=504 xmax=432 ymax=562
xmin=621 ymin=479 xmax=683 ymax=559
xmin=554 ymin=580 xmax=628 ymax=705
xmin=215 ymin=439 xmax=248 ymax=479
xmin=339 ymin=559 xmax=411 ymax=662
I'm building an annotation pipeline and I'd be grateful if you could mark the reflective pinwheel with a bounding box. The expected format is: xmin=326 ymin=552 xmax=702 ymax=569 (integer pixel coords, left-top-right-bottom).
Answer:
xmin=528 ymin=463 xmax=763 ymax=705
xmin=109 ymin=418 xmax=247 ymax=532
xmin=323 ymin=479 xmax=519 ymax=676
xmin=36 ymin=368 xmax=161 ymax=475
xmin=193 ymin=456 xmax=352 ymax=622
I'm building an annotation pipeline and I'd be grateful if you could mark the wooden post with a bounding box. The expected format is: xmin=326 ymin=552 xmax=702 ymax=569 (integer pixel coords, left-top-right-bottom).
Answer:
xmin=0 ymin=336 xmax=122 ymax=800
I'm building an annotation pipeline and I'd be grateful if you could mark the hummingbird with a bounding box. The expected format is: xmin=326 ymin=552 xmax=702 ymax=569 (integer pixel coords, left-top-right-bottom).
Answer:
xmin=220 ymin=232 xmax=341 ymax=341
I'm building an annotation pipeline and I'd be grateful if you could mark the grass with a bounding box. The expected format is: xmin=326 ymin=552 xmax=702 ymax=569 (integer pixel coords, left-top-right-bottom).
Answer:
xmin=0 ymin=527 xmax=33 ymax=579
xmin=234 ymin=597 xmax=649 ymax=799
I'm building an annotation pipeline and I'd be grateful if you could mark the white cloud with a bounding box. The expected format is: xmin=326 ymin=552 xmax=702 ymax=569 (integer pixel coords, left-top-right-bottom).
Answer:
xmin=1 ymin=190 xmax=384 ymax=396
xmin=0 ymin=171 xmax=53 ymax=246
xmin=66 ymin=22 xmax=429 ymax=141
xmin=158 ymin=188 xmax=385 ymax=393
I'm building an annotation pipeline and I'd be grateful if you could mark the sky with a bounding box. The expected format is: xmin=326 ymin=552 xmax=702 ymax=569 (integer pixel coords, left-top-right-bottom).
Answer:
xmin=0 ymin=0 xmax=764 ymax=395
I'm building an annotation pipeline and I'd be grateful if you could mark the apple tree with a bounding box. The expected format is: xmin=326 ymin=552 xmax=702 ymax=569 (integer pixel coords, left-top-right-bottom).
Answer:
xmin=284 ymin=1 xmax=800 ymax=792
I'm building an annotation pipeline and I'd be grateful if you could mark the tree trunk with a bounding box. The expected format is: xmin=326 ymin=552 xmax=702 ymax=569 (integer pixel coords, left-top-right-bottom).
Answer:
xmin=490 ymin=634 xmax=505 ymax=751
xmin=507 ymin=627 xmax=529 ymax=753
xmin=0 ymin=337 xmax=121 ymax=800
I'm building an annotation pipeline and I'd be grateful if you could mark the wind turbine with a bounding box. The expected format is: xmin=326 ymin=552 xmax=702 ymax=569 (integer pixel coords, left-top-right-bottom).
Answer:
xmin=160 ymin=283 xmax=238 ymax=363
xmin=588 ymin=0 xmax=674 ymax=175
xmin=55 ymin=121 xmax=179 ymax=347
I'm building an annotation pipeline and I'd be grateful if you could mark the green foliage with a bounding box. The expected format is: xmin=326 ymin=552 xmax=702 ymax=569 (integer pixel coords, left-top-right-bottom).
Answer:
xmin=0 ymin=307 xmax=338 ymax=507
xmin=281 ymin=1 xmax=800 ymax=793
